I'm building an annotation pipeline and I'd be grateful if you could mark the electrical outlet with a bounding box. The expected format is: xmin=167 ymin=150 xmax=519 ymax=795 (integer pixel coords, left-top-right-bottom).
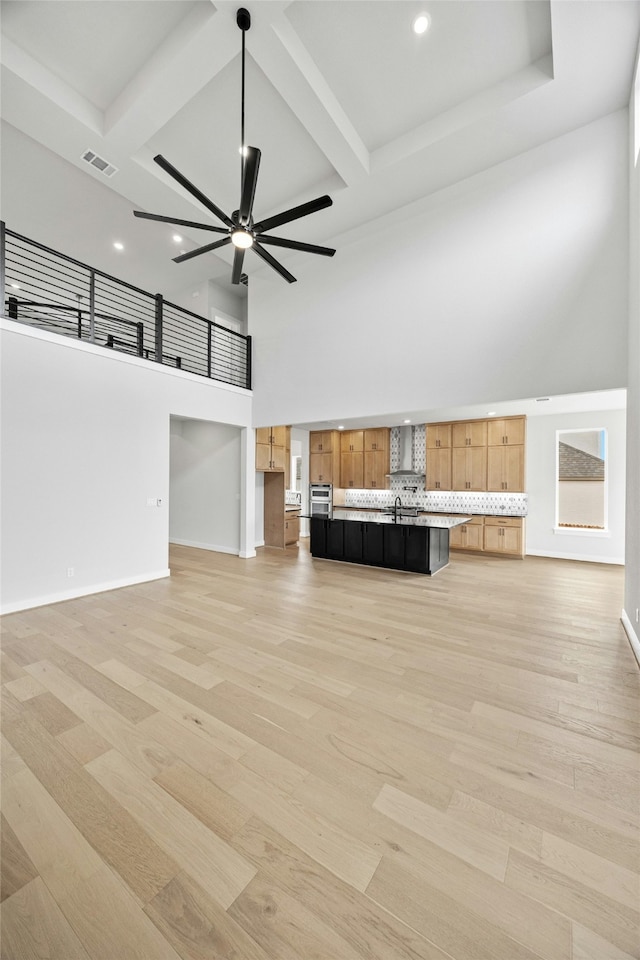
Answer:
xmin=67 ymin=567 xmax=74 ymax=578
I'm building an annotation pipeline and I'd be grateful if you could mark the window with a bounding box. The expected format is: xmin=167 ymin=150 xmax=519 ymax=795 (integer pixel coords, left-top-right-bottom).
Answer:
xmin=556 ymin=428 xmax=607 ymax=531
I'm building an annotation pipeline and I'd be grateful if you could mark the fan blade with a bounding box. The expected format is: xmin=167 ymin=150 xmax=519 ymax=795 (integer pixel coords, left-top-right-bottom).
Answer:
xmin=253 ymin=195 xmax=332 ymax=234
xmin=154 ymin=155 xmax=234 ymax=228
xmin=239 ymin=146 xmax=261 ymax=226
xmin=252 ymin=242 xmax=297 ymax=283
xmin=231 ymin=248 xmax=245 ymax=284
xmin=133 ymin=211 xmax=227 ymax=234
xmin=173 ymin=237 xmax=231 ymax=263
xmin=258 ymin=235 xmax=335 ymax=257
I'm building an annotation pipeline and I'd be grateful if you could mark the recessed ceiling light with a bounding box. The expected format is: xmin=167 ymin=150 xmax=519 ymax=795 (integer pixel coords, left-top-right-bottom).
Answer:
xmin=487 ymin=411 xmax=497 ymax=416
xmin=9 ymin=283 xmax=20 ymax=289
xmin=338 ymin=425 xmax=345 ymax=430
xmin=113 ymin=241 xmax=124 ymax=251
xmin=404 ymin=419 xmax=411 ymax=424
xmin=172 ymin=234 xmax=183 ymax=243
xmin=412 ymin=12 xmax=431 ymax=35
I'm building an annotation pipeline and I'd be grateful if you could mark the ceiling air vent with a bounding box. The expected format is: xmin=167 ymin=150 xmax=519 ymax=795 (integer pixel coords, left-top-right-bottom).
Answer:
xmin=81 ymin=149 xmax=118 ymax=178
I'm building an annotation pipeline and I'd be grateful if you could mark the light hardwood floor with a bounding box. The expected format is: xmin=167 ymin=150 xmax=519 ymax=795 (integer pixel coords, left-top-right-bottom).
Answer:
xmin=1 ymin=543 xmax=639 ymax=960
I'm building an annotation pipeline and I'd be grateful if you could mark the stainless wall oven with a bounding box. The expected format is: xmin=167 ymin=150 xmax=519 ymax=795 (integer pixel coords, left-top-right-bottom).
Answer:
xmin=309 ymin=483 xmax=333 ymax=518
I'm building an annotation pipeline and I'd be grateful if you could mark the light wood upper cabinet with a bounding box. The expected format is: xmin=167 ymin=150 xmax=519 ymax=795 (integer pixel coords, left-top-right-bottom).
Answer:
xmin=341 ymin=430 xmax=364 ymax=453
xmin=309 ymin=431 xmax=340 ymax=483
xmin=487 ymin=417 xmax=525 ymax=446
xmin=256 ymin=425 xmax=290 ymax=473
xmin=364 ymin=450 xmax=389 ymax=489
xmin=452 ymin=420 xmax=487 ymax=448
xmin=426 ymin=447 xmax=451 ymax=490
xmin=426 ymin=424 xmax=452 ymax=449
xmin=452 ymin=446 xmax=487 ymax=491
xmin=310 ymin=431 xmax=336 ymax=454
xmin=309 ymin=452 xmax=335 ymax=484
xmin=487 ymin=445 xmax=524 ymax=492
xmin=364 ymin=428 xmax=389 ymax=452
xmin=341 ymin=452 xmax=364 ymax=489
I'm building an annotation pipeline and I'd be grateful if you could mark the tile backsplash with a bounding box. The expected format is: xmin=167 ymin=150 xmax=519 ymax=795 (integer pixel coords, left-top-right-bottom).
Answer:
xmin=344 ymin=488 xmax=528 ymax=517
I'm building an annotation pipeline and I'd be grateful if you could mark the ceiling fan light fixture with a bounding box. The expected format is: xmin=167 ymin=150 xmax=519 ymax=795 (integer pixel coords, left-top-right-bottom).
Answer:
xmin=133 ymin=6 xmax=335 ymax=284
xmin=231 ymin=229 xmax=254 ymax=249
xmin=412 ymin=12 xmax=431 ymax=35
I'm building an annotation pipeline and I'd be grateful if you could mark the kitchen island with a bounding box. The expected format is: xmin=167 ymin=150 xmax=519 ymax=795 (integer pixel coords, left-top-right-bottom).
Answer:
xmin=310 ymin=510 xmax=471 ymax=575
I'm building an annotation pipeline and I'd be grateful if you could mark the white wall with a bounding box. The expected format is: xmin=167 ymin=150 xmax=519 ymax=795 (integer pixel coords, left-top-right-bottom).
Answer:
xmin=0 ymin=319 xmax=252 ymax=613
xmin=623 ymin=50 xmax=640 ymax=657
xmin=526 ymin=409 xmax=626 ymax=564
xmin=249 ymin=112 xmax=629 ymax=427
xmin=169 ymin=418 xmax=242 ymax=554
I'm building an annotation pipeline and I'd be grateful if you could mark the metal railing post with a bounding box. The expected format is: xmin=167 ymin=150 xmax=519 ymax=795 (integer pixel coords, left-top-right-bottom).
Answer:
xmin=8 ymin=296 xmax=18 ymax=320
xmin=207 ymin=321 xmax=213 ymax=378
xmin=246 ymin=335 xmax=252 ymax=390
xmin=155 ymin=294 xmax=163 ymax=364
xmin=136 ymin=322 xmax=144 ymax=357
xmin=89 ymin=270 xmax=96 ymax=343
xmin=0 ymin=221 xmax=6 ymax=315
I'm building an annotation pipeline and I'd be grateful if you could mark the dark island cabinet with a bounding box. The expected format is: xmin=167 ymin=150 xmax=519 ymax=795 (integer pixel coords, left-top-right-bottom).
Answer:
xmin=326 ymin=519 xmax=345 ymax=559
xmin=383 ymin=525 xmax=406 ymax=570
xmin=310 ymin=519 xmax=450 ymax=576
xmin=363 ymin=522 xmax=384 ymax=566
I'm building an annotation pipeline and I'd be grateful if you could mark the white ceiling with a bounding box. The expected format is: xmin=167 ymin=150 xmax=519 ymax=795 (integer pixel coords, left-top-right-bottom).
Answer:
xmin=293 ymin=389 xmax=628 ymax=432
xmin=1 ymin=0 xmax=638 ymax=300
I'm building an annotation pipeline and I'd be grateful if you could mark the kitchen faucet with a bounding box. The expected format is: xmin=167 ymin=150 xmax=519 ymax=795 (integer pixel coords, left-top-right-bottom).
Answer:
xmin=394 ymin=496 xmax=402 ymax=522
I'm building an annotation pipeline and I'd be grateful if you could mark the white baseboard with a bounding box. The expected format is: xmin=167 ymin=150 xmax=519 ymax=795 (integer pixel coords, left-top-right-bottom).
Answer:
xmin=526 ymin=550 xmax=624 ymax=565
xmin=0 ymin=569 xmax=170 ymax=615
xmin=255 ymin=539 xmax=265 ymax=548
xmin=621 ymin=609 xmax=640 ymax=667
xmin=169 ymin=538 xmax=239 ymax=555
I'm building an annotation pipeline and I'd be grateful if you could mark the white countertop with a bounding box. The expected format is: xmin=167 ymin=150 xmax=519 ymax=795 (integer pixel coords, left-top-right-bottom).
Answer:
xmin=331 ymin=509 xmax=471 ymax=529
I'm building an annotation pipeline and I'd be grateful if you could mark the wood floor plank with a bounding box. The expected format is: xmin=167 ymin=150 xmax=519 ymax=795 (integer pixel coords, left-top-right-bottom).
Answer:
xmin=0 ymin=877 xmax=91 ymax=960
xmin=143 ymin=871 xmax=271 ymax=960
xmin=86 ymin=748 xmax=257 ymax=909
xmin=231 ymin=816 xmax=451 ymax=960
xmin=2 ymin=703 xmax=179 ymax=904
xmin=366 ymin=853 xmax=546 ymax=960
xmin=0 ymin=544 xmax=637 ymax=960
xmin=373 ymin=781 xmax=509 ymax=880
xmin=26 ymin=690 xmax=82 ymax=736
xmin=1 ymin=813 xmax=38 ymax=902
xmin=505 ymin=848 xmax=640 ymax=956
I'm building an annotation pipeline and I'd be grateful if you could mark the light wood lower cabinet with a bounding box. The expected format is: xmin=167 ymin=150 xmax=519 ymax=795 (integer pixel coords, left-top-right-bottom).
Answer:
xmin=450 ymin=516 xmax=524 ymax=558
xmin=449 ymin=516 xmax=484 ymax=551
xmin=284 ymin=512 xmax=300 ymax=545
xmin=483 ymin=516 xmax=523 ymax=556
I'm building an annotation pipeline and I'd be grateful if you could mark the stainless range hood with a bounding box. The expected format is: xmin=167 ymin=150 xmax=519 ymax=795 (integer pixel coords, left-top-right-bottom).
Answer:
xmin=387 ymin=425 xmax=425 ymax=478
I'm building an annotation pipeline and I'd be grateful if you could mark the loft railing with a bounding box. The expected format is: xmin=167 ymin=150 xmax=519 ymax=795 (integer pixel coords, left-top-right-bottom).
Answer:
xmin=0 ymin=221 xmax=251 ymax=390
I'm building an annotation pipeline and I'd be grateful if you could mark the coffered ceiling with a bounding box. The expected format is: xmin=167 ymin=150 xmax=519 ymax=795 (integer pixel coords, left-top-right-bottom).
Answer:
xmin=1 ymin=1 xmax=639 ymax=297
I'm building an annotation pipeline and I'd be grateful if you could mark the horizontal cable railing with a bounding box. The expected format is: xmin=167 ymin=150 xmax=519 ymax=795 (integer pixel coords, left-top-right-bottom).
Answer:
xmin=0 ymin=222 xmax=251 ymax=389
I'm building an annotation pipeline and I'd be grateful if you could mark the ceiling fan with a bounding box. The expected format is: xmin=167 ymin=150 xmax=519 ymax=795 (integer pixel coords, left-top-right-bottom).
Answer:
xmin=133 ymin=7 xmax=336 ymax=284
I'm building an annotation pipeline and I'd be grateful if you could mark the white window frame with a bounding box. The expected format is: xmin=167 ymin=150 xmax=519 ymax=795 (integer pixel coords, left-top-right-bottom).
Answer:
xmin=554 ymin=427 xmax=609 ymax=536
